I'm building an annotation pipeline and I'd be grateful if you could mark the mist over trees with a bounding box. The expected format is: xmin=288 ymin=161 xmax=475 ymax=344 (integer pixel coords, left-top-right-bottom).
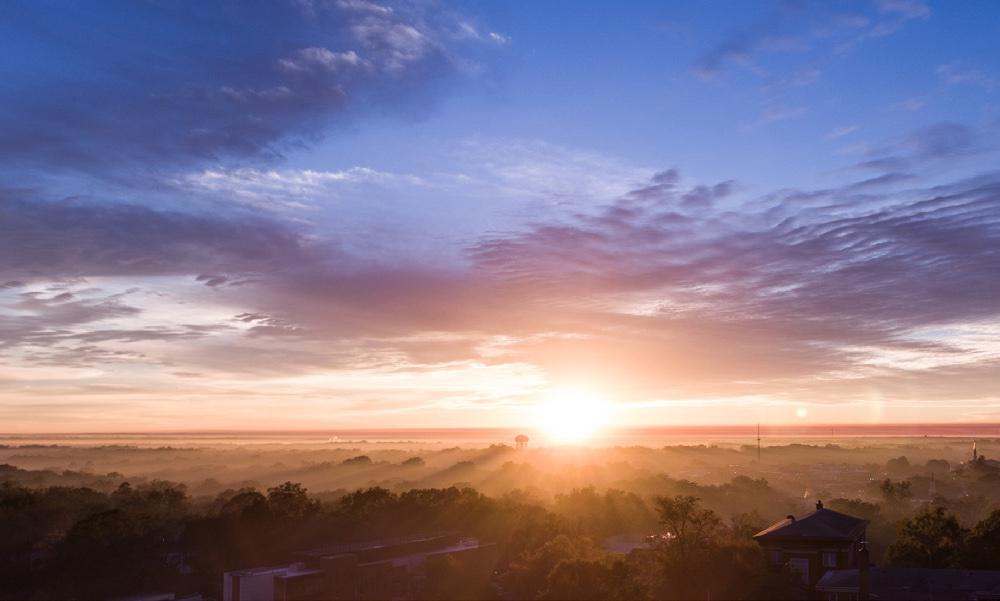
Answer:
xmin=3 ymin=437 xmax=1000 ymax=599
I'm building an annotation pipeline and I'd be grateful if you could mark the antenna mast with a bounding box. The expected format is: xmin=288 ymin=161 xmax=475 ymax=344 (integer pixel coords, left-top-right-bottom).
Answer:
xmin=756 ymin=423 xmax=761 ymax=463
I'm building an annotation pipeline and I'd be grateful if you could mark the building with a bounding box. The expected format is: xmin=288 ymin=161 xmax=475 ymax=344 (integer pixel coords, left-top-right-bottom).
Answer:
xmin=223 ymin=534 xmax=498 ymax=601
xmin=754 ymin=500 xmax=868 ymax=591
xmin=111 ymin=595 xmax=203 ymax=601
xmin=816 ymin=567 xmax=1000 ymax=601
xmin=224 ymin=564 xmax=326 ymax=601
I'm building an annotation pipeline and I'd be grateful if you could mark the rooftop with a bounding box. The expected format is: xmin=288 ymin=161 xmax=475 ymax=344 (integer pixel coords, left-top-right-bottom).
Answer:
xmin=226 ymin=563 xmax=320 ymax=579
xmin=377 ymin=538 xmax=488 ymax=569
xmin=754 ymin=502 xmax=868 ymax=542
xmin=297 ymin=534 xmax=452 ymax=558
xmin=817 ymin=567 xmax=1000 ymax=600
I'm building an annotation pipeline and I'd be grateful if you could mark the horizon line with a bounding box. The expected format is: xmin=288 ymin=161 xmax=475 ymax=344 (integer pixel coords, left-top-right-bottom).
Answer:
xmin=4 ymin=422 xmax=1000 ymax=437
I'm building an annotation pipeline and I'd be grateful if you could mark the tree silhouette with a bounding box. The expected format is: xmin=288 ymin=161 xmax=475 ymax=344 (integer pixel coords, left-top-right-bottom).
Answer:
xmin=653 ymin=495 xmax=722 ymax=558
xmin=887 ymin=507 xmax=966 ymax=568
xmin=966 ymin=509 xmax=1000 ymax=568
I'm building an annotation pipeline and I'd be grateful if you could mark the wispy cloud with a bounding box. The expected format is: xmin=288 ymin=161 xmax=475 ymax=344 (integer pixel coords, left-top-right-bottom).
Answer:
xmin=0 ymin=1 xmax=499 ymax=174
xmin=936 ymin=64 xmax=998 ymax=89
xmin=693 ymin=1 xmax=926 ymax=80
xmin=6 ymin=154 xmax=998 ymax=414
xmin=826 ymin=125 xmax=859 ymax=140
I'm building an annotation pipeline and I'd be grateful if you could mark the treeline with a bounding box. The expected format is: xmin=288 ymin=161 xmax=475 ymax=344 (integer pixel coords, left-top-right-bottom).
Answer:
xmin=5 ymin=469 xmax=1000 ymax=599
xmin=2 ymin=478 xmax=801 ymax=600
xmin=820 ymin=452 xmax=1000 ymax=564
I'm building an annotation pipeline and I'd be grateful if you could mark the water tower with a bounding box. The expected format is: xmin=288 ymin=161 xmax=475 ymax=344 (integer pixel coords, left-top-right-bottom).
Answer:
xmin=515 ymin=434 xmax=529 ymax=449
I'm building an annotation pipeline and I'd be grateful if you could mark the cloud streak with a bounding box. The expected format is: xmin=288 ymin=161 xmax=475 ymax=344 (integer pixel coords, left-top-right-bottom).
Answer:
xmin=5 ymin=157 xmax=998 ymax=414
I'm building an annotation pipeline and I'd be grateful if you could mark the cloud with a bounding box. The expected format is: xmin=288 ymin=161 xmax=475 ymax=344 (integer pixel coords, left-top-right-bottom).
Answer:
xmin=761 ymin=104 xmax=806 ymax=122
xmin=907 ymin=122 xmax=977 ymax=158
xmin=693 ymin=1 xmax=928 ymax=79
xmin=690 ymin=2 xmax=928 ymax=134
xmin=278 ymin=48 xmax=365 ymax=73
xmin=850 ymin=122 xmax=980 ymax=174
xmin=844 ymin=172 xmax=915 ymax=191
xmin=178 ymin=166 xmax=419 ymax=208
xmin=691 ymin=29 xmax=782 ymax=79
xmin=0 ymin=290 xmax=142 ymax=351
xmin=887 ymin=97 xmax=927 ymax=112
xmin=488 ymin=32 xmax=510 ymax=45
xmin=0 ymin=1 xmax=492 ymax=173
xmin=826 ymin=125 xmax=858 ymax=140
xmin=3 ymin=157 xmax=1000 ymax=415
xmin=0 ymin=192 xmax=315 ymax=281
xmin=462 ymin=167 xmax=1000 ymax=399
xmin=877 ymin=0 xmax=930 ymax=20
xmin=447 ymin=139 xmax=657 ymax=203
xmin=936 ymin=64 xmax=997 ymax=89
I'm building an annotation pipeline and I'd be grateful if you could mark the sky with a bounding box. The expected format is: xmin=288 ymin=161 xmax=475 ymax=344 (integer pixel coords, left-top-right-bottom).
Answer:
xmin=2 ymin=0 xmax=1000 ymax=432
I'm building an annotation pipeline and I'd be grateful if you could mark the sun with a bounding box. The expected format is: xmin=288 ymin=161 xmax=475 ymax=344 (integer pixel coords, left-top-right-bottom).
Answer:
xmin=535 ymin=388 xmax=612 ymax=444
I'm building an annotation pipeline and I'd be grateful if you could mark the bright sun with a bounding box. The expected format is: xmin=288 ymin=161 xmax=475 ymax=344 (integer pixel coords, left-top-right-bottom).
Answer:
xmin=535 ymin=388 xmax=612 ymax=444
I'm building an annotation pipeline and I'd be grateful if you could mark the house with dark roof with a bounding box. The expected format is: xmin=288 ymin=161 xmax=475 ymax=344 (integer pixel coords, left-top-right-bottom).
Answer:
xmin=754 ymin=500 xmax=869 ymax=591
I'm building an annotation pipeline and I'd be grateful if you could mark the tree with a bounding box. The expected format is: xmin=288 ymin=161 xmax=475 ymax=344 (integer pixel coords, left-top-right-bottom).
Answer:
xmin=646 ymin=495 xmax=779 ymax=600
xmin=219 ymin=489 xmax=268 ymax=519
xmin=342 ymin=455 xmax=372 ymax=466
xmin=826 ymin=498 xmax=881 ymax=522
xmin=553 ymin=487 xmax=655 ymax=539
xmin=267 ymin=481 xmax=319 ymax=520
xmin=730 ymin=510 xmax=767 ymax=540
xmin=879 ymin=478 xmax=912 ymax=504
xmin=966 ymin=510 xmax=1000 ymax=568
xmin=502 ymin=535 xmax=602 ymax=599
xmin=47 ymin=508 xmax=177 ymax=599
xmin=542 ymin=557 xmax=648 ymax=601
xmin=652 ymin=495 xmax=722 ymax=559
xmin=886 ymin=456 xmax=911 ymax=473
xmin=416 ymin=553 xmax=493 ymax=600
xmin=339 ymin=486 xmax=396 ymax=515
xmin=886 ymin=507 xmax=966 ymax=568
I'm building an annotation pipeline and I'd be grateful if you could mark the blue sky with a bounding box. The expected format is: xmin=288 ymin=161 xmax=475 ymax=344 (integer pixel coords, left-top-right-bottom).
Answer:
xmin=1 ymin=0 xmax=999 ymax=432
xmin=303 ymin=1 xmax=998 ymax=183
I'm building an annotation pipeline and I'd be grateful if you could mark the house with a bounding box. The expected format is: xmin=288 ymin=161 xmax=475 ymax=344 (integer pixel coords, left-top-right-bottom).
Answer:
xmin=816 ymin=567 xmax=1000 ymax=601
xmin=223 ymin=564 xmax=326 ymax=601
xmin=223 ymin=534 xmax=498 ymax=601
xmin=754 ymin=501 xmax=868 ymax=591
xmin=111 ymin=595 xmax=204 ymax=601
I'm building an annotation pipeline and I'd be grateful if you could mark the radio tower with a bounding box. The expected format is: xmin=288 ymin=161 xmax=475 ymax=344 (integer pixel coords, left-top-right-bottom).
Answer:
xmin=756 ymin=423 xmax=761 ymax=463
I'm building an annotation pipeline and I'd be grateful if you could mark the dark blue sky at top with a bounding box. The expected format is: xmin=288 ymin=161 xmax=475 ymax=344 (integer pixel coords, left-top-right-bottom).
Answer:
xmin=4 ymin=1 xmax=999 ymax=190
xmin=2 ymin=0 xmax=1000 ymax=429
xmin=301 ymin=0 xmax=1000 ymax=187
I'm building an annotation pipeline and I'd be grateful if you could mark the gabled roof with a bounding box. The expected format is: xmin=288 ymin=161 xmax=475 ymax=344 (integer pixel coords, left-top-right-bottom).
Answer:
xmin=754 ymin=507 xmax=868 ymax=542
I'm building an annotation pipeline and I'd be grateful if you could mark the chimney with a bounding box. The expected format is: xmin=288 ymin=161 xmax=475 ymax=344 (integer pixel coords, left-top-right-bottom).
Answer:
xmin=816 ymin=499 xmax=824 ymax=510
xmin=786 ymin=514 xmax=796 ymax=522
xmin=858 ymin=541 xmax=871 ymax=601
